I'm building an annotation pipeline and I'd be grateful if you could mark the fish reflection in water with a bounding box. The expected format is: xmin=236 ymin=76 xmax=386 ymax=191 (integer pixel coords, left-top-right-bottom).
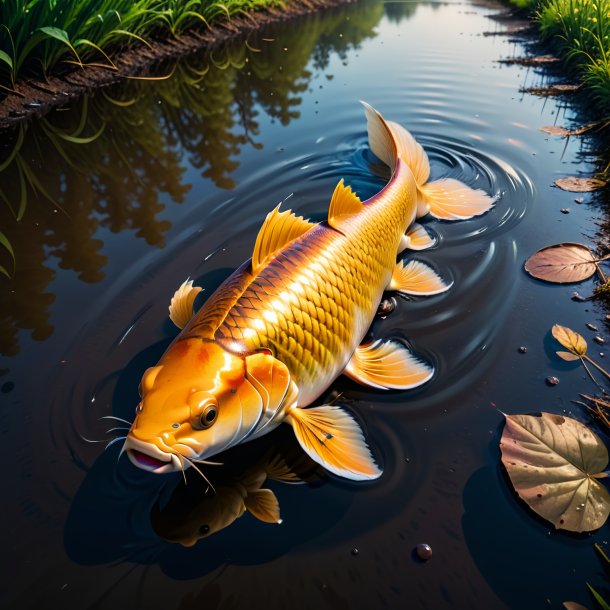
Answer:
xmin=151 ymin=441 xmax=322 ymax=546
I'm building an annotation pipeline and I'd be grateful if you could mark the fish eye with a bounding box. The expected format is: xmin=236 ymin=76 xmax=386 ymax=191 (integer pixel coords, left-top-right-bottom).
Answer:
xmin=199 ymin=525 xmax=210 ymax=535
xmin=135 ymin=402 xmax=143 ymax=415
xmin=199 ymin=405 xmax=218 ymax=429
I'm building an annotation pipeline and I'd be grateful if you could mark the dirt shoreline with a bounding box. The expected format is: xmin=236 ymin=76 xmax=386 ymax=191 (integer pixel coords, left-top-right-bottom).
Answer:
xmin=0 ymin=0 xmax=355 ymax=132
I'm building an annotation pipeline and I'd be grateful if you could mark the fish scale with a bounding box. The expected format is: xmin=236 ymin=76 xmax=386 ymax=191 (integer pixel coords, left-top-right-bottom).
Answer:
xmin=214 ymin=161 xmax=416 ymax=405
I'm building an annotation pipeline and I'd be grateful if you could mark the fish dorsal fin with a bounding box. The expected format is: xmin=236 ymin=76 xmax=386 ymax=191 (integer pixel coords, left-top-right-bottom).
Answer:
xmin=328 ymin=179 xmax=364 ymax=230
xmin=252 ymin=205 xmax=316 ymax=275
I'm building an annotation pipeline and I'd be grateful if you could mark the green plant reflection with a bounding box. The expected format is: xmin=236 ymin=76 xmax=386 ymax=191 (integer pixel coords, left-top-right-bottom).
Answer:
xmin=0 ymin=0 xmax=422 ymax=357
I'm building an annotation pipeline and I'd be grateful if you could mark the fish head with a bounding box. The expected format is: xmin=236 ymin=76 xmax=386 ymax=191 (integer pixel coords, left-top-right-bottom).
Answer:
xmin=124 ymin=338 xmax=291 ymax=473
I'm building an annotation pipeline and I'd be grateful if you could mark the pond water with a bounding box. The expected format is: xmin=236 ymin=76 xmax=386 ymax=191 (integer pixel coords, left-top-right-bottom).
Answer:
xmin=2 ymin=1 xmax=610 ymax=608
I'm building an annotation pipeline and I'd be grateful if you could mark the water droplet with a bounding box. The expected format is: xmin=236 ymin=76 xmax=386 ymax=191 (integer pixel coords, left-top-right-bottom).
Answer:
xmin=351 ymin=548 xmax=359 ymax=556
xmin=415 ymin=543 xmax=433 ymax=560
xmin=575 ymin=197 xmax=584 ymax=203
xmin=560 ymin=208 xmax=570 ymax=214
xmin=587 ymin=323 xmax=598 ymax=331
xmin=518 ymin=346 xmax=527 ymax=353
xmin=595 ymin=336 xmax=606 ymax=345
xmin=546 ymin=376 xmax=560 ymax=386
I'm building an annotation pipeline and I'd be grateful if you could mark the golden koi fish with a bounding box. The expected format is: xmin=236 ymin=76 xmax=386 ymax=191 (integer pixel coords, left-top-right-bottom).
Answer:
xmin=123 ymin=103 xmax=493 ymax=480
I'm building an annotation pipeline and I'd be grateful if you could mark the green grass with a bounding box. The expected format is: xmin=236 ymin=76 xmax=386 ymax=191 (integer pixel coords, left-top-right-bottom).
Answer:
xmin=507 ymin=0 xmax=610 ymax=113
xmin=0 ymin=0 xmax=284 ymax=91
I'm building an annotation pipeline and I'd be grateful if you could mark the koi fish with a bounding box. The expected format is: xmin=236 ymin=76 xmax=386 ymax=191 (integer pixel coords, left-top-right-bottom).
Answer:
xmin=123 ymin=103 xmax=493 ymax=480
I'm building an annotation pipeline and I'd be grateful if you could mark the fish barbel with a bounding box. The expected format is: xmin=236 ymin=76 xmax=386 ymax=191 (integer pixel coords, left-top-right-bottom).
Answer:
xmin=123 ymin=103 xmax=493 ymax=480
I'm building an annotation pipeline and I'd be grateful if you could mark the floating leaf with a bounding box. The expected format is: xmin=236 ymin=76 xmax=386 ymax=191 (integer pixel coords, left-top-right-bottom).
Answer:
xmin=552 ymin=324 xmax=588 ymax=356
xmin=540 ymin=125 xmax=571 ymax=136
xmin=524 ymin=243 xmax=597 ymax=283
xmin=557 ymin=351 xmax=581 ymax=361
xmin=500 ymin=412 xmax=610 ymax=532
xmin=563 ymin=603 xmax=590 ymax=610
xmin=555 ymin=178 xmax=607 ymax=192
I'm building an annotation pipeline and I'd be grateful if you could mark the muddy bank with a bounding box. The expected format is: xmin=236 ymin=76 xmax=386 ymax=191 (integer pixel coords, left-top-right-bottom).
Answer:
xmin=0 ymin=0 xmax=354 ymax=132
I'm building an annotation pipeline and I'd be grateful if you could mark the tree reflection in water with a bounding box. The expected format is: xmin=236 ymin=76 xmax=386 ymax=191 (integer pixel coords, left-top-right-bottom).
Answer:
xmin=0 ymin=0 xmax=422 ymax=357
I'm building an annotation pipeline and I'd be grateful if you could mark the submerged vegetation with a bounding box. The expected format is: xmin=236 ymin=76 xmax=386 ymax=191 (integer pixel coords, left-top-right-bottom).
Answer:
xmin=0 ymin=0 xmax=285 ymax=91
xmin=509 ymin=0 xmax=610 ymax=113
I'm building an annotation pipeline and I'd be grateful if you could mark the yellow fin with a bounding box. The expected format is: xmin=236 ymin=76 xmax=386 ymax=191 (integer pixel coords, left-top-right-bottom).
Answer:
xmin=287 ymin=405 xmax=381 ymax=481
xmin=389 ymin=260 xmax=451 ymax=295
xmin=168 ymin=280 xmax=203 ymax=329
xmin=420 ymin=178 xmax=494 ymax=220
xmin=405 ymin=223 xmax=437 ymax=250
xmin=252 ymin=206 xmax=316 ymax=274
xmin=361 ymin=101 xmax=397 ymax=171
xmin=328 ymin=179 xmax=364 ymax=230
xmin=344 ymin=339 xmax=434 ymax=390
xmin=386 ymin=120 xmax=430 ymax=185
xmin=244 ymin=488 xmax=282 ymax=524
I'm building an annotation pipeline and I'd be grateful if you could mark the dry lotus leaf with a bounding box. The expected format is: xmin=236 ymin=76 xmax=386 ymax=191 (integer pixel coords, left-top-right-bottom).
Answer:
xmin=524 ymin=243 xmax=597 ymax=283
xmin=500 ymin=412 xmax=610 ymax=532
xmin=552 ymin=324 xmax=588 ymax=356
xmin=555 ymin=177 xmax=607 ymax=192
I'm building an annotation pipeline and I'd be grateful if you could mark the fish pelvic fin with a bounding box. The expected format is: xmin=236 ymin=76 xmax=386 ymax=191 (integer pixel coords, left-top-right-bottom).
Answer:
xmin=389 ymin=260 xmax=451 ymax=296
xmin=169 ymin=279 xmax=203 ymax=329
xmin=327 ymin=179 xmax=364 ymax=230
xmin=401 ymin=223 xmax=437 ymax=251
xmin=419 ymin=178 xmax=495 ymax=220
xmin=252 ymin=205 xmax=316 ymax=275
xmin=286 ymin=405 xmax=382 ymax=481
xmin=244 ymin=488 xmax=282 ymax=524
xmin=345 ymin=339 xmax=434 ymax=390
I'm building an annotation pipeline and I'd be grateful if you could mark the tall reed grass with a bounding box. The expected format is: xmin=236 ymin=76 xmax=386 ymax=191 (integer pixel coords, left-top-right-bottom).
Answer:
xmin=510 ymin=0 xmax=610 ymax=113
xmin=0 ymin=0 xmax=283 ymax=91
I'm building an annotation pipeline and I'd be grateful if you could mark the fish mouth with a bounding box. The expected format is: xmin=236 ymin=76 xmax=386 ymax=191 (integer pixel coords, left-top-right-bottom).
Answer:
xmin=124 ymin=436 xmax=182 ymax=473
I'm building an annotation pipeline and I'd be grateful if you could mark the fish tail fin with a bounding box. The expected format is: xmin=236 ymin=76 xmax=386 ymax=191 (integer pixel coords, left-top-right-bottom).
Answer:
xmin=361 ymin=101 xmax=398 ymax=173
xmin=362 ymin=102 xmax=494 ymax=221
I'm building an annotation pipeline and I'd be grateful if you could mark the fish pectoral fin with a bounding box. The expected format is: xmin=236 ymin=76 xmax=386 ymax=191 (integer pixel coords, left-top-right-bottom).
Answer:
xmin=252 ymin=205 xmax=316 ymax=274
xmin=420 ymin=178 xmax=494 ymax=220
xmin=344 ymin=339 xmax=433 ymax=390
xmin=286 ymin=405 xmax=382 ymax=481
xmin=168 ymin=280 xmax=203 ymax=329
xmin=327 ymin=179 xmax=364 ymax=231
xmin=244 ymin=489 xmax=282 ymax=524
xmin=388 ymin=260 xmax=451 ymax=296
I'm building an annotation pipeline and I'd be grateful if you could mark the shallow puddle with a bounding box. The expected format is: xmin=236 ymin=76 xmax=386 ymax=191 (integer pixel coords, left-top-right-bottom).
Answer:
xmin=1 ymin=1 xmax=609 ymax=608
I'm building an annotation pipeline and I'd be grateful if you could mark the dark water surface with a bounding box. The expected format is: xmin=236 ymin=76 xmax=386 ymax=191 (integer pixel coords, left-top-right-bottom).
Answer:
xmin=2 ymin=1 xmax=610 ymax=608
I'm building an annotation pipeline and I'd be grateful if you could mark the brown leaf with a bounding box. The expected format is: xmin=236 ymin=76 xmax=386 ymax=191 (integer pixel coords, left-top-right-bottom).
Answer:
xmin=500 ymin=412 xmax=610 ymax=532
xmin=552 ymin=324 xmax=588 ymax=356
xmin=524 ymin=243 xmax=597 ymax=283
xmin=540 ymin=126 xmax=571 ymax=136
xmin=563 ymin=603 xmax=590 ymax=610
xmin=556 ymin=351 xmax=581 ymax=361
xmin=555 ymin=177 xmax=607 ymax=192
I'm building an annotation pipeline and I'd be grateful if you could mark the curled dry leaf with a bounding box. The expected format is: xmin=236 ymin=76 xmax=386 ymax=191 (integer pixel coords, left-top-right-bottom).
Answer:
xmin=524 ymin=243 xmax=597 ymax=283
xmin=562 ymin=603 xmax=590 ymax=610
xmin=500 ymin=412 xmax=610 ymax=532
xmin=540 ymin=125 xmax=571 ymax=136
xmin=555 ymin=178 xmax=607 ymax=192
xmin=552 ymin=324 xmax=588 ymax=356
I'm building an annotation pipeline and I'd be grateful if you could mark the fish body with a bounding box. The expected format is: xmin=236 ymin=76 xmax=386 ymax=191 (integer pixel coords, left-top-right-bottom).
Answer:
xmin=124 ymin=103 xmax=493 ymax=481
